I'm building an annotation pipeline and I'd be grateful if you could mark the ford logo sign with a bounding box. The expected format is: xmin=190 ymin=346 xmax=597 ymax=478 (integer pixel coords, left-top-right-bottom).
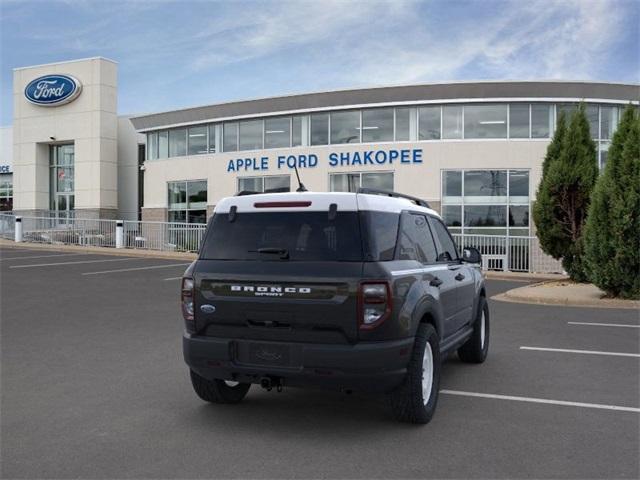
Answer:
xmin=24 ymin=74 xmax=82 ymax=106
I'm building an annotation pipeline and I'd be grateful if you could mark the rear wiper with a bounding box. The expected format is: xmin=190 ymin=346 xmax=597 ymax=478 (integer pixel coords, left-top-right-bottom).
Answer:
xmin=249 ymin=247 xmax=290 ymax=259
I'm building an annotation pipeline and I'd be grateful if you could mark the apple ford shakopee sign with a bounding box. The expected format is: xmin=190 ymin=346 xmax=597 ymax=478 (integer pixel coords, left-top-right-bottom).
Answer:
xmin=24 ymin=74 xmax=82 ymax=106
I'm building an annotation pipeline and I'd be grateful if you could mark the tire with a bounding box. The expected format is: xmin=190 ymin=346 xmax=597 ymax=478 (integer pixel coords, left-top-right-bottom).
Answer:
xmin=189 ymin=370 xmax=251 ymax=404
xmin=458 ymin=296 xmax=490 ymax=363
xmin=389 ymin=323 xmax=441 ymax=424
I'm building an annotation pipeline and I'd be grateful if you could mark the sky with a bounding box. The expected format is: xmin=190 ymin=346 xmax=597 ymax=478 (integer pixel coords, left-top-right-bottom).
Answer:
xmin=1 ymin=0 xmax=638 ymax=126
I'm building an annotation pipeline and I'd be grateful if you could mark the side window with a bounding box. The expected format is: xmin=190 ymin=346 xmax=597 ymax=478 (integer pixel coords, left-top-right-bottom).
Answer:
xmin=397 ymin=213 xmax=438 ymax=264
xmin=428 ymin=217 xmax=459 ymax=262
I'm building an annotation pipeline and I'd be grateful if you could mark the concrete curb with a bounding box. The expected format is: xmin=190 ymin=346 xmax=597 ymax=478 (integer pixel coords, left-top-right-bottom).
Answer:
xmin=492 ymin=280 xmax=640 ymax=310
xmin=484 ymin=271 xmax=568 ymax=282
xmin=0 ymin=239 xmax=197 ymax=261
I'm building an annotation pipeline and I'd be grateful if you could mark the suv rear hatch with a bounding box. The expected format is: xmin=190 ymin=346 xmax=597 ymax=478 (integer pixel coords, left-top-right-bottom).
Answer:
xmin=193 ymin=197 xmax=364 ymax=344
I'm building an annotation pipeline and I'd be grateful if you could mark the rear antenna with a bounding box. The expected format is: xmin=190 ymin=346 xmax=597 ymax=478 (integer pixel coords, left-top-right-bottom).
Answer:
xmin=293 ymin=164 xmax=308 ymax=192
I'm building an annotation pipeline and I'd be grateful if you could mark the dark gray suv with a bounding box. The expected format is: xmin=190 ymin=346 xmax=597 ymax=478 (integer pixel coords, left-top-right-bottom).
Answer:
xmin=181 ymin=189 xmax=489 ymax=424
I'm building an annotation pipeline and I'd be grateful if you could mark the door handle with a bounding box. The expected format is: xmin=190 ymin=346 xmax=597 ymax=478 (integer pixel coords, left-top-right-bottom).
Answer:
xmin=455 ymin=273 xmax=465 ymax=281
xmin=430 ymin=277 xmax=443 ymax=287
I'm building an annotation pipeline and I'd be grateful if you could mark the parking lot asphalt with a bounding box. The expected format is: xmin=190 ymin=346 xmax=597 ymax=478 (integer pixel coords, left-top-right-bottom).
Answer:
xmin=1 ymin=245 xmax=639 ymax=479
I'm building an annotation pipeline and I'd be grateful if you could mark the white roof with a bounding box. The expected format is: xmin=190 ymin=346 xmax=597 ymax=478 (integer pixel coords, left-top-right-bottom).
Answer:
xmin=214 ymin=191 xmax=440 ymax=217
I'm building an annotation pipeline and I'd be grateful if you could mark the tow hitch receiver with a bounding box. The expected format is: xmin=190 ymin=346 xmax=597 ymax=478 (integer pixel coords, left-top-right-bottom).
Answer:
xmin=260 ymin=376 xmax=283 ymax=392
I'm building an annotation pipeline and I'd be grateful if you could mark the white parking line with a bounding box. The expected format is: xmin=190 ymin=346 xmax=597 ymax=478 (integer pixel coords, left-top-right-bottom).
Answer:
xmin=440 ymin=390 xmax=640 ymax=413
xmin=1 ymin=253 xmax=87 ymax=261
xmin=568 ymin=321 xmax=640 ymax=329
xmin=164 ymin=277 xmax=182 ymax=281
xmin=10 ymin=258 xmax=135 ymax=269
xmin=83 ymin=263 xmax=191 ymax=276
xmin=520 ymin=346 xmax=640 ymax=358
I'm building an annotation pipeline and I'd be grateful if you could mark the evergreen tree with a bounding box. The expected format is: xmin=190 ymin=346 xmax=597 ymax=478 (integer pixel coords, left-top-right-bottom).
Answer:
xmin=532 ymin=112 xmax=567 ymax=260
xmin=584 ymin=106 xmax=640 ymax=298
xmin=533 ymin=104 xmax=598 ymax=281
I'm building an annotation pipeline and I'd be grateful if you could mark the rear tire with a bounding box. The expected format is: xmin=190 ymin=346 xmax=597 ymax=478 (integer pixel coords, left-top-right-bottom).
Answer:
xmin=190 ymin=370 xmax=251 ymax=404
xmin=458 ymin=296 xmax=490 ymax=363
xmin=389 ymin=323 xmax=441 ymax=424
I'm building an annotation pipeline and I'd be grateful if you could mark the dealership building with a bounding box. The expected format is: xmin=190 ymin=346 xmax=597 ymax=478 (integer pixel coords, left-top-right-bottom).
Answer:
xmin=5 ymin=57 xmax=638 ymax=241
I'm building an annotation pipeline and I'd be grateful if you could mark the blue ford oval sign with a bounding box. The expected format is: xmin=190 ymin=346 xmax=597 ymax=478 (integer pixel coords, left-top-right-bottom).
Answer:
xmin=24 ymin=74 xmax=82 ymax=106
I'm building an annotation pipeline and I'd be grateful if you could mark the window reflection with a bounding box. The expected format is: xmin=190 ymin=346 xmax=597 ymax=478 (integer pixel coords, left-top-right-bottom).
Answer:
xmin=310 ymin=113 xmax=329 ymax=145
xmin=395 ymin=108 xmax=411 ymax=141
xmin=442 ymin=106 xmax=463 ymax=139
xmin=362 ymin=108 xmax=394 ymax=142
xmin=419 ymin=106 xmax=440 ymax=140
xmin=464 ymin=104 xmax=507 ymax=139
xmin=330 ymin=111 xmax=360 ymax=144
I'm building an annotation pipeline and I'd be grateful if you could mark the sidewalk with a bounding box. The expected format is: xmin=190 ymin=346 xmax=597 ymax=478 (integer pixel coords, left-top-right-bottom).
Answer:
xmin=0 ymin=238 xmax=197 ymax=261
xmin=484 ymin=271 xmax=567 ymax=282
xmin=493 ymin=279 xmax=640 ymax=309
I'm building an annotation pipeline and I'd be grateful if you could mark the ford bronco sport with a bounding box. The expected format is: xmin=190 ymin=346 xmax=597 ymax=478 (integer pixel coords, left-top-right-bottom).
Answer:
xmin=182 ymin=188 xmax=488 ymax=424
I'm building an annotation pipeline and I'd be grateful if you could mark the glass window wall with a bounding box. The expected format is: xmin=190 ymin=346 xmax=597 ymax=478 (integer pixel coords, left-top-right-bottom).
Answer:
xmin=239 ymin=120 xmax=263 ymax=150
xmin=464 ymin=104 xmax=507 ymax=139
xmin=292 ymin=116 xmax=303 ymax=147
xmin=187 ymin=126 xmax=207 ymax=155
xmin=442 ymin=105 xmax=463 ymax=139
xmin=419 ymin=106 xmax=441 ymax=140
xmin=168 ymin=180 xmax=207 ymax=223
xmin=509 ymin=104 xmax=529 ymax=138
xmin=310 ymin=113 xmax=329 ymax=145
xmin=238 ymin=175 xmax=290 ymax=193
xmin=330 ymin=110 xmax=360 ymax=144
xmin=600 ymin=106 xmax=619 ymax=140
xmin=223 ymin=122 xmax=239 ymax=152
xmin=147 ymin=132 xmax=158 ymax=160
xmin=362 ymin=108 xmax=393 ymax=143
xmin=208 ymin=125 xmax=216 ymax=153
xmin=264 ymin=117 xmax=291 ymax=149
xmin=531 ymin=104 xmax=552 ymax=138
xmin=158 ymin=131 xmax=168 ymax=159
xmin=169 ymin=128 xmax=187 ymax=157
xmin=463 ymin=170 xmax=507 ymax=203
xmin=329 ymin=172 xmax=393 ymax=192
xmin=0 ymin=173 xmax=12 ymax=211
xmin=585 ymin=104 xmax=599 ymax=139
xmin=395 ymin=107 xmax=411 ymax=141
xmin=441 ymin=169 xmax=530 ymax=236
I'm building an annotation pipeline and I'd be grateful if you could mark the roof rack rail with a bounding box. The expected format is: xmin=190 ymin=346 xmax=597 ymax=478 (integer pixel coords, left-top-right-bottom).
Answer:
xmin=356 ymin=188 xmax=431 ymax=209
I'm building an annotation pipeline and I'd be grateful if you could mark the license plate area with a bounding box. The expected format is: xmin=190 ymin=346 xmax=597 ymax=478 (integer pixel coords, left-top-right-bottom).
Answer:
xmin=235 ymin=341 xmax=293 ymax=367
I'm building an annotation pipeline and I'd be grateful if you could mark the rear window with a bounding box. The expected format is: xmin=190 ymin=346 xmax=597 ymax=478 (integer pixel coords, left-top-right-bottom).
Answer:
xmin=201 ymin=212 xmax=363 ymax=261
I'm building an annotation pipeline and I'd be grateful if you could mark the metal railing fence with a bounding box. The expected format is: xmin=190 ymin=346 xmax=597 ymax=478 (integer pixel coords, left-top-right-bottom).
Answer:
xmin=20 ymin=216 xmax=118 ymax=248
xmin=2 ymin=214 xmax=565 ymax=272
xmin=0 ymin=213 xmax=15 ymax=240
xmin=122 ymin=220 xmax=206 ymax=252
xmin=453 ymin=233 xmax=564 ymax=274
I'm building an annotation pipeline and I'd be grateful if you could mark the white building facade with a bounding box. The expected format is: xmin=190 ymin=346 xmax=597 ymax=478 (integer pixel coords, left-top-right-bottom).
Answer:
xmin=5 ymin=57 xmax=639 ymax=242
xmin=130 ymin=81 xmax=638 ymax=241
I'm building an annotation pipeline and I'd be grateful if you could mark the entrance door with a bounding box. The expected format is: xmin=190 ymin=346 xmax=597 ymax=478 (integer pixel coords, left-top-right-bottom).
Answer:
xmin=50 ymin=144 xmax=75 ymax=223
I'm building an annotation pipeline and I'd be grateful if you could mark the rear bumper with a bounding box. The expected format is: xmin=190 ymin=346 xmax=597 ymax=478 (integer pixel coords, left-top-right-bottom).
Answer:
xmin=183 ymin=334 xmax=414 ymax=393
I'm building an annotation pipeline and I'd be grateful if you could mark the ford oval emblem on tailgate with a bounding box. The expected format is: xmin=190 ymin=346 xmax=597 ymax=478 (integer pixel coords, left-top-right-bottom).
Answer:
xmin=200 ymin=304 xmax=216 ymax=314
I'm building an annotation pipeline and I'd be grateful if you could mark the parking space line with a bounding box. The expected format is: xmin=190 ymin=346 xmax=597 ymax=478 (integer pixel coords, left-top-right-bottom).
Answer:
xmin=1 ymin=253 xmax=87 ymax=261
xmin=440 ymin=390 xmax=640 ymax=413
xmin=568 ymin=321 xmax=640 ymax=329
xmin=164 ymin=277 xmax=182 ymax=281
xmin=520 ymin=346 xmax=640 ymax=358
xmin=82 ymin=263 xmax=191 ymax=276
xmin=10 ymin=258 xmax=135 ymax=269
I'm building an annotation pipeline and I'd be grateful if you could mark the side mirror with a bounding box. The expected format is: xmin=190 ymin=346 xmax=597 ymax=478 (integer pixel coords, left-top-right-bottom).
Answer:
xmin=462 ymin=247 xmax=482 ymax=264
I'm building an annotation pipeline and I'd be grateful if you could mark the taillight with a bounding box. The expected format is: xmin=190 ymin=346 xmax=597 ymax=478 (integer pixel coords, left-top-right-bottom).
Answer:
xmin=181 ymin=277 xmax=195 ymax=332
xmin=358 ymin=282 xmax=392 ymax=330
